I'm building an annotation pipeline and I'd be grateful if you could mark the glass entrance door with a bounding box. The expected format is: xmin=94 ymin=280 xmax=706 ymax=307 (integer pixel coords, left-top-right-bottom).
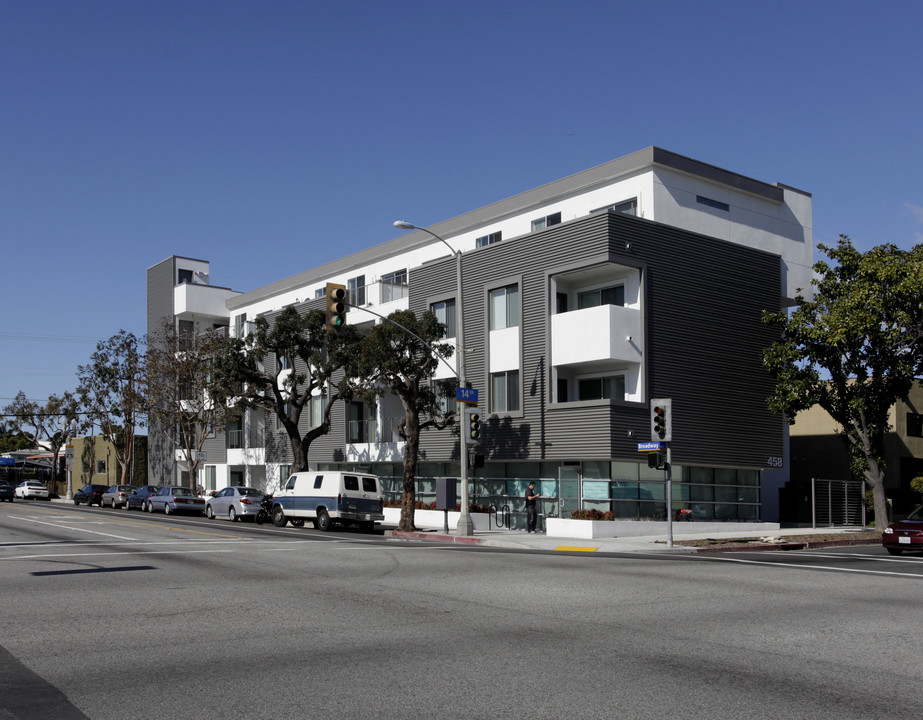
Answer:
xmin=558 ymin=465 xmax=581 ymax=518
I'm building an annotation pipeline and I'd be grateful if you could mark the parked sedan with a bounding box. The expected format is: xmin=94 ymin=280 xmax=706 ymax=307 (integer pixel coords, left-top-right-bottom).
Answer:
xmin=0 ymin=481 xmax=14 ymax=502
xmin=881 ymin=505 xmax=923 ymax=555
xmin=74 ymin=484 xmax=110 ymax=506
xmin=125 ymin=485 xmax=161 ymax=511
xmin=15 ymin=481 xmax=50 ymax=500
xmin=101 ymin=484 xmax=137 ymax=508
xmin=205 ymin=486 xmax=265 ymax=521
xmin=146 ymin=486 xmax=205 ymax=515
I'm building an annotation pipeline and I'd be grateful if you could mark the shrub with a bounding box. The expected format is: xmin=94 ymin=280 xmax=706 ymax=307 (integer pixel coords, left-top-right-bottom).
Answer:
xmin=569 ymin=508 xmax=614 ymax=521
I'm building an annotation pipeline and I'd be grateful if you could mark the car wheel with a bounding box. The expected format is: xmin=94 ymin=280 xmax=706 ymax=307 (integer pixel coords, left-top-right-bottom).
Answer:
xmin=205 ymin=505 xmax=214 ymax=519
xmin=886 ymin=547 xmax=903 ymax=556
xmin=74 ymin=499 xmax=80 ymax=506
xmin=229 ymin=507 xmax=238 ymax=522
xmin=271 ymin=506 xmax=288 ymax=528
xmin=164 ymin=503 xmax=172 ymax=516
xmin=146 ymin=502 xmax=153 ymax=513
xmin=316 ymin=508 xmax=332 ymax=532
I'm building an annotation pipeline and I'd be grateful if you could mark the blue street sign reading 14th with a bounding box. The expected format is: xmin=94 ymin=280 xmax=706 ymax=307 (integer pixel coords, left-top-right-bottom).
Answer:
xmin=456 ymin=387 xmax=479 ymax=404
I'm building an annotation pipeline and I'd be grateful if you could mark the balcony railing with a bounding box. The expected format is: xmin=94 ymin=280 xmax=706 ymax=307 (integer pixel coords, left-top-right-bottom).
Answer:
xmin=347 ymin=417 xmax=404 ymax=444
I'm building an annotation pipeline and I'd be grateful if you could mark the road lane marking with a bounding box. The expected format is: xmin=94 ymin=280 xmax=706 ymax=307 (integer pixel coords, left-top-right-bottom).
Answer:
xmin=7 ymin=516 xmax=136 ymax=540
xmin=7 ymin=514 xmax=243 ymax=540
xmin=698 ymin=553 xmax=923 ymax=579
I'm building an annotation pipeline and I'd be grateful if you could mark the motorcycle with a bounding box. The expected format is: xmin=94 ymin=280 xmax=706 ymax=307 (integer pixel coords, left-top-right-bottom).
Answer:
xmin=255 ymin=494 xmax=274 ymax=525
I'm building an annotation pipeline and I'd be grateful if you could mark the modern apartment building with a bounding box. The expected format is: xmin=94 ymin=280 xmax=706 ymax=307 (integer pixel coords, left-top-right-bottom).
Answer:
xmin=147 ymin=147 xmax=812 ymax=522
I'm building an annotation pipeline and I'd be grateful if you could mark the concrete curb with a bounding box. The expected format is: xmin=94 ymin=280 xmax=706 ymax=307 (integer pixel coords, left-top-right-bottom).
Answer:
xmin=689 ymin=537 xmax=880 ymax=553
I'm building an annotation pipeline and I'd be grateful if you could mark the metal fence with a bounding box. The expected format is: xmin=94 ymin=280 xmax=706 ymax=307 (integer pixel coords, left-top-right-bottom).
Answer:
xmin=812 ymin=478 xmax=866 ymax=527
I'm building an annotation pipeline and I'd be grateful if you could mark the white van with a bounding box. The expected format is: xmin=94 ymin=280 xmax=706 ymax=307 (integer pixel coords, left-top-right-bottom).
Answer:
xmin=271 ymin=471 xmax=384 ymax=532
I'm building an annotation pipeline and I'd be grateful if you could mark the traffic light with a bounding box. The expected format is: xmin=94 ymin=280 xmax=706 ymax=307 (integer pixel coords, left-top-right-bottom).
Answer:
xmin=464 ymin=407 xmax=482 ymax=445
xmin=325 ymin=283 xmax=347 ymax=331
xmin=650 ymin=398 xmax=672 ymax=442
xmin=648 ymin=452 xmax=664 ymax=470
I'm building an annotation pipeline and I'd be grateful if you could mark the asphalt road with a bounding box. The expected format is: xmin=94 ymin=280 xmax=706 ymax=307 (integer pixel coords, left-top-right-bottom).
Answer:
xmin=1 ymin=501 xmax=921 ymax=720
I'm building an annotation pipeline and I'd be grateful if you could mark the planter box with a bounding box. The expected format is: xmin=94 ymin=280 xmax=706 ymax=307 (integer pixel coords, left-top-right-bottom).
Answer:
xmin=544 ymin=518 xmax=781 ymax=539
xmin=383 ymin=507 xmax=493 ymax=531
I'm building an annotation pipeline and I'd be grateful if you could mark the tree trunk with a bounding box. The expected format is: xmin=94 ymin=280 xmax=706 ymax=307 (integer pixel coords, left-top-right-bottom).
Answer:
xmin=865 ymin=458 xmax=890 ymax=528
xmin=398 ymin=406 xmax=420 ymax=531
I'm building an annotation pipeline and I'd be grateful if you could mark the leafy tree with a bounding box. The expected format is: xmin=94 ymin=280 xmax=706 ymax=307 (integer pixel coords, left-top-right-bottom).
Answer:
xmin=146 ymin=320 xmax=234 ymax=489
xmin=3 ymin=391 xmax=82 ymax=489
xmin=0 ymin=419 xmax=32 ymax=454
xmin=763 ymin=236 xmax=923 ymax=526
xmin=77 ymin=330 xmax=146 ymax=486
xmin=357 ymin=309 xmax=455 ymax=531
xmin=213 ymin=306 xmax=362 ymax=475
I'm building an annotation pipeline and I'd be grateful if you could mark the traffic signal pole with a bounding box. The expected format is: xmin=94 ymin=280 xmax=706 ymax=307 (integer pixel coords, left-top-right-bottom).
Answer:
xmin=666 ymin=443 xmax=673 ymax=548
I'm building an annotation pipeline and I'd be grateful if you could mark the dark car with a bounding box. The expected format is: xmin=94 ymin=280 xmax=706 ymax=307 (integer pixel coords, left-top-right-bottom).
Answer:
xmin=125 ymin=485 xmax=161 ymax=511
xmin=881 ymin=505 xmax=923 ymax=555
xmin=0 ymin=481 xmax=14 ymax=502
xmin=74 ymin=484 xmax=110 ymax=507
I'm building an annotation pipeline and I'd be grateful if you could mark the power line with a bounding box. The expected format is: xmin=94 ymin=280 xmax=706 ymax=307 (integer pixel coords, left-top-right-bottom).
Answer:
xmin=0 ymin=332 xmax=99 ymax=343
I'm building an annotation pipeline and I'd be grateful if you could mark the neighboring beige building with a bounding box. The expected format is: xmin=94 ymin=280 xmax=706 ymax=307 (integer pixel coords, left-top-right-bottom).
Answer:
xmin=788 ymin=384 xmax=923 ymax=518
xmin=69 ymin=435 xmax=148 ymax=492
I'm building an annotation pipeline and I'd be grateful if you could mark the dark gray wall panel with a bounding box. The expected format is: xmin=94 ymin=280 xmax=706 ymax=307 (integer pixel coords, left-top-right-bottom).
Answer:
xmin=410 ymin=211 xmax=783 ymax=470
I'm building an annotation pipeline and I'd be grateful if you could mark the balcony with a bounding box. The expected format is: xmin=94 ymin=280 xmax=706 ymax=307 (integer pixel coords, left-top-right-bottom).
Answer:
xmin=174 ymin=283 xmax=240 ymax=322
xmin=551 ymin=304 xmax=642 ymax=369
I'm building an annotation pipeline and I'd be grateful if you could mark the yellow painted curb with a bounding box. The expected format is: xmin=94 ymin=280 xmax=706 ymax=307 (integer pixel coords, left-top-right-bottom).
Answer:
xmin=554 ymin=545 xmax=598 ymax=552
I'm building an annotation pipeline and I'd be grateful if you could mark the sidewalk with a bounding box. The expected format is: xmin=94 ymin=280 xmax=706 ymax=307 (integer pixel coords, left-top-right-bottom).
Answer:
xmin=384 ymin=524 xmax=881 ymax=554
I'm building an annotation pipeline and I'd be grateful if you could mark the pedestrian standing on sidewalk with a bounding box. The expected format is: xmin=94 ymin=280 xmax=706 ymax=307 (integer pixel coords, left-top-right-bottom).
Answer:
xmin=525 ymin=481 xmax=540 ymax=533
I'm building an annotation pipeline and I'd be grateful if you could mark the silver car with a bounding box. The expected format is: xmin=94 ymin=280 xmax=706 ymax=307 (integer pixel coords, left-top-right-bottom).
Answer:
xmin=15 ymin=481 xmax=50 ymax=500
xmin=205 ymin=486 xmax=265 ymax=521
xmin=146 ymin=486 xmax=205 ymax=515
xmin=101 ymin=484 xmax=136 ymax=508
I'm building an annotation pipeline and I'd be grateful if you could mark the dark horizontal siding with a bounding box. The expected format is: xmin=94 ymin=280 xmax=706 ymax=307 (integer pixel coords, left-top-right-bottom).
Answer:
xmin=411 ymin=211 xmax=783 ymax=469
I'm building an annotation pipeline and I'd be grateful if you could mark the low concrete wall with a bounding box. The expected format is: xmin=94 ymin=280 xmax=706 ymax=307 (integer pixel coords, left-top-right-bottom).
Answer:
xmin=383 ymin=508 xmax=494 ymax=531
xmin=545 ymin=518 xmax=781 ymax=539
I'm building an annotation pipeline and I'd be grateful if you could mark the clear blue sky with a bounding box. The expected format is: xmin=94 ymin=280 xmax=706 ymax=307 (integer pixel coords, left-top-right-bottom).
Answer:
xmin=2 ymin=0 xmax=921 ymax=408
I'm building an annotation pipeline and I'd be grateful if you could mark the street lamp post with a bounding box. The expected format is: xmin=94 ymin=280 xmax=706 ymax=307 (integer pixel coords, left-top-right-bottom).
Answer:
xmin=393 ymin=220 xmax=474 ymax=536
xmin=64 ymin=418 xmax=77 ymax=501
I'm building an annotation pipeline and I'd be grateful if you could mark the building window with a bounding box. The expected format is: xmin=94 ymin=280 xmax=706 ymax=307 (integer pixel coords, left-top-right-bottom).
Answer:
xmin=205 ymin=466 xmax=216 ymax=493
xmin=315 ymin=287 xmax=325 ymax=299
xmin=491 ymin=370 xmax=520 ymax=413
xmin=592 ymin=198 xmax=637 ymax=216
xmin=489 ymin=284 xmax=519 ymax=330
xmin=431 ymin=299 xmax=457 ymax=339
xmin=531 ymin=212 xmax=561 ymax=232
xmin=278 ymin=354 xmax=291 ymax=371
xmin=234 ymin=313 xmax=247 ymax=338
xmin=308 ymin=395 xmax=326 ymax=428
xmin=475 ymin=231 xmax=502 ymax=247
xmin=696 ymin=195 xmax=730 ymax=212
xmin=96 ymin=460 xmax=106 ymax=474
xmin=177 ymin=268 xmax=193 ymax=284
xmin=227 ymin=416 xmax=243 ymax=449
xmin=578 ymin=285 xmax=625 ymax=309
xmin=347 ymin=402 xmax=367 ymax=443
xmin=908 ymin=413 xmax=923 ymax=438
xmin=434 ymin=378 xmax=458 ymax=415
xmin=381 ymin=269 xmax=408 ymax=303
xmin=178 ymin=319 xmax=195 ymax=350
xmin=348 ymin=275 xmax=366 ymax=306
xmin=577 ymin=376 xmax=625 ymax=401
xmin=277 ymin=465 xmax=291 ymax=490
xmin=276 ymin=402 xmax=293 ymax=430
